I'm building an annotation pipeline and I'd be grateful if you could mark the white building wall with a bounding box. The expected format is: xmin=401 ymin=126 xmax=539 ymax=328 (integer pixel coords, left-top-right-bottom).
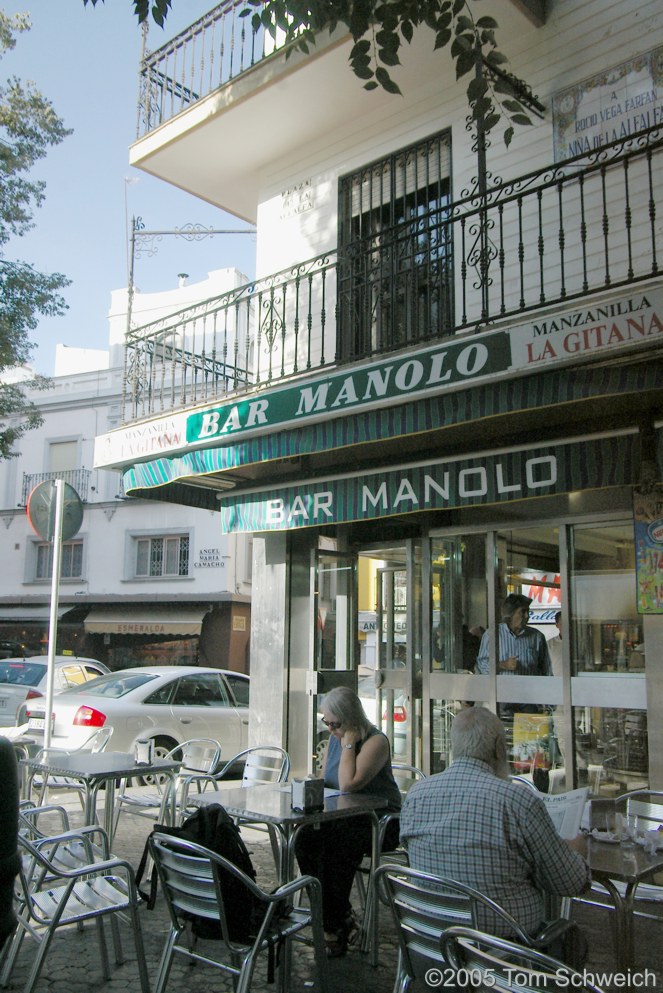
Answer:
xmin=0 ymin=270 xmax=253 ymax=643
xmin=253 ymin=0 xmax=661 ymax=286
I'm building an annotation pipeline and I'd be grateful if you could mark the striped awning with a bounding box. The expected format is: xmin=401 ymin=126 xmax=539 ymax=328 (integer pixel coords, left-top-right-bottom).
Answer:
xmin=84 ymin=607 xmax=208 ymax=636
xmin=122 ymin=362 xmax=662 ymax=502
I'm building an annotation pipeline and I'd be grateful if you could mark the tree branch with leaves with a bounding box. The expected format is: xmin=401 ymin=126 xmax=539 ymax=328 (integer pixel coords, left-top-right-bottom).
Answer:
xmin=0 ymin=12 xmax=71 ymax=459
xmin=105 ymin=0 xmax=536 ymax=147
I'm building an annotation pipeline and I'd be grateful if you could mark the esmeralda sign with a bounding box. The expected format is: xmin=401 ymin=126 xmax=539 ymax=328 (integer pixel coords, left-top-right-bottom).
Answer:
xmin=219 ymin=433 xmax=638 ymax=533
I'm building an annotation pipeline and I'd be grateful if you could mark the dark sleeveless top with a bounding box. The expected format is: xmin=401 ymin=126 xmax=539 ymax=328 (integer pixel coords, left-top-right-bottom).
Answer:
xmin=324 ymin=726 xmax=401 ymax=812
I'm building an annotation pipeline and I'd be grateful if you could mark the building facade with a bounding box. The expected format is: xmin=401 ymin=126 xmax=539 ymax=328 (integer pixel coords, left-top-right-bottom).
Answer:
xmin=95 ymin=0 xmax=663 ymax=790
xmin=0 ymin=270 xmax=252 ymax=672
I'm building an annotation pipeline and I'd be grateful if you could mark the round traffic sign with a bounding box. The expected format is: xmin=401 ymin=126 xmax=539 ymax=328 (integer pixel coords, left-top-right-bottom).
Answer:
xmin=27 ymin=480 xmax=84 ymax=542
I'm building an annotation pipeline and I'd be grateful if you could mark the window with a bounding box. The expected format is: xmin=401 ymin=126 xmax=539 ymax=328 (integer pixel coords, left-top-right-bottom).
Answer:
xmin=338 ymin=130 xmax=453 ymax=360
xmin=35 ymin=540 xmax=83 ymax=580
xmin=225 ymin=673 xmax=250 ymax=707
xmin=172 ymin=673 xmax=230 ymax=707
xmin=48 ymin=440 xmax=77 ymax=472
xmin=135 ymin=535 xmax=189 ymax=578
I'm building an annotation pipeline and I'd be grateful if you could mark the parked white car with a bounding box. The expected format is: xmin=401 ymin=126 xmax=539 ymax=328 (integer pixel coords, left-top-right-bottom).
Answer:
xmin=22 ymin=666 xmax=250 ymax=769
xmin=0 ymin=655 xmax=109 ymax=728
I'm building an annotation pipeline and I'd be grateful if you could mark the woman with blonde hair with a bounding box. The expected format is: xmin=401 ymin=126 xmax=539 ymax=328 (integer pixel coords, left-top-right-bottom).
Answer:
xmin=294 ymin=685 xmax=401 ymax=958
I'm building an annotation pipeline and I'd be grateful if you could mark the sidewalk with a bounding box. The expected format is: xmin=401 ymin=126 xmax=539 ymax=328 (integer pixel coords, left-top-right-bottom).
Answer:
xmin=7 ymin=788 xmax=663 ymax=993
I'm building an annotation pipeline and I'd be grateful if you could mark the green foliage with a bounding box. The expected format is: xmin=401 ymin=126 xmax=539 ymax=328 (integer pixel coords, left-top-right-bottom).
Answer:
xmin=83 ymin=0 xmax=173 ymax=28
xmin=246 ymin=0 xmax=533 ymax=145
xmin=115 ymin=0 xmax=533 ymax=145
xmin=0 ymin=12 xmax=71 ymax=458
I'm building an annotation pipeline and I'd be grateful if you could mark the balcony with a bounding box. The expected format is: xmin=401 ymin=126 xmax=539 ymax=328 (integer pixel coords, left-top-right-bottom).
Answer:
xmin=21 ymin=470 xmax=92 ymax=507
xmin=122 ymin=126 xmax=662 ymax=425
xmin=136 ymin=1 xmax=293 ymax=138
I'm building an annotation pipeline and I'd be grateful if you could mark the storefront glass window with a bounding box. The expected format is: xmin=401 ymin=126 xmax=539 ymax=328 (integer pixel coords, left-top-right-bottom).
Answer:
xmin=430 ymin=535 xmax=487 ymax=673
xmin=570 ymin=522 xmax=644 ymax=674
xmin=570 ymin=521 xmax=647 ymax=792
xmin=573 ymin=705 xmax=648 ymax=795
xmin=430 ymin=698 xmax=489 ymax=773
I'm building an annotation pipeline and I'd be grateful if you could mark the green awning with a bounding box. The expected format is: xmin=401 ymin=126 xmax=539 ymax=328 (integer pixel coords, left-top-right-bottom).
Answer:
xmin=122 ymin=362 xmax=661 ymax=506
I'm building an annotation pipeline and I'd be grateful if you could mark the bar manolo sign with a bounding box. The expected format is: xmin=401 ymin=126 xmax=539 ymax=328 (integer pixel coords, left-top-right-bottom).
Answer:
xmin=93 ymin=287 xmax=662 ymax=469
xmin=185 ymin=333 xmax=512 ymax=444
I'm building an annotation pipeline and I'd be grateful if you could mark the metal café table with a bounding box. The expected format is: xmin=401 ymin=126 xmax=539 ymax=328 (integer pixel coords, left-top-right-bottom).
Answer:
xmin=587 ymin=834 xmax=663 ymax=971
xmin=190 ymin=783 xmax=388 ymax=964
xmin=22 ymin=750 xmax=181 ymax=846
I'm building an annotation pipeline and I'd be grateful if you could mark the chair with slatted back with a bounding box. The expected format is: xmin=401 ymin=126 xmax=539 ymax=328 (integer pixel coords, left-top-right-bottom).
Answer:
xmin=148 ymin=831 xmax=328 ymax=993
xmin=214 ymin=745 xmax=290 ymax=786
xmin=207 ymin=746 xmax=291 ymax=869
xmin=357 ymin=764 xmax=426 ymax=959
xmin=441 ymin=926 xmax=605 ymax=993
xmin=27 ymin=727 xmax=113 ymax=813
xmin=375 ymin=864 xmax=577 ymax=993
xmin=113 ymin=737 xmax=222 ymax=831
xmin=18 ymin=801 xmax=110 ymax=881
xmin=0 ymin=833 xmax=149 ymax=993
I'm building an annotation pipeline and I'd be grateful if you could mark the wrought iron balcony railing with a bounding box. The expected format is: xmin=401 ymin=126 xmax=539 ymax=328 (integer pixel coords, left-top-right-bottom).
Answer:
xmin=21 ymin=470 xmax=92 ymax=507
xmin=137 ymin=0 xmax=291 ymax=137
xmin=122 ymin=126 xmax=661 ymax=424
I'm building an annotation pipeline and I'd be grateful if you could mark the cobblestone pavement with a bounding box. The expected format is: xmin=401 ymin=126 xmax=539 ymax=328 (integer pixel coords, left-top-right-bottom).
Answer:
xmin=5 ymin=790 xmax=663 ymax=993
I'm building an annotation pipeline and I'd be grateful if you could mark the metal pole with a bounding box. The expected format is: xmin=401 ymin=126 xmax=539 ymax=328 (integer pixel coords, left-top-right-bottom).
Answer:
xmin=43 ymin=480 xmax=65 ymax=752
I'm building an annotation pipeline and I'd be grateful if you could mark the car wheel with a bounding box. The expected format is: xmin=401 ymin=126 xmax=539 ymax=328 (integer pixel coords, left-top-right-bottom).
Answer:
xmin=135 ymin=735 xmax=178 ymax=786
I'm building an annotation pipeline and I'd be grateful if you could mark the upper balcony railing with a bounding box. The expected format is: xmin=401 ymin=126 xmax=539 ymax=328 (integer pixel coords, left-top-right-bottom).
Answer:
xmin=137 ymin=0 xmax=290 ymax=137
xmin=122 ymin=126 xmax=661 ymax=424
xmin=21 ymin=470 xmax=92 ymax=507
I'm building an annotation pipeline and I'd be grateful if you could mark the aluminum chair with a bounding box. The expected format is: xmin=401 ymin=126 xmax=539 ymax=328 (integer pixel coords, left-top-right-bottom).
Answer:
xmin=214 ymin=745 xmax=291 ymax=785
xmin=441 ymin=926 xmax=605 ymax=993
xmin=148 ymin=831 xmax=328 ymax=993
xmin=357 ymin=763 xmax=426 ymax=956
xmin=18 ymin=801 xmax=110 ymax=879
xmin=113 ymin=737 xmax=222 ymax=830
xmin=0 ymin=833 xmax=149 ymax=993
xmin=210 ymin=746 xmax=291 ymax=868
xmin=26 ymin=726 xmax=113 ymax=811
xmin=375 ymin=864 xmax=576 ymax=993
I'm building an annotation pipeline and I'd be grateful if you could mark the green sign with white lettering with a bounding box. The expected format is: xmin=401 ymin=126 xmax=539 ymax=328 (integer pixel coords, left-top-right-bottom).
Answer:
xmin=186 ymin=332 xmax=512 ymax=444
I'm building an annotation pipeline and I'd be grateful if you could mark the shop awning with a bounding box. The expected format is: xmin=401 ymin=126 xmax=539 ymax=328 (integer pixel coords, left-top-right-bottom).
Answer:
xmin=83 ymin=607 xmax=208 ymax=636
xmin=0 ymin=605 xmax=70 ymax=622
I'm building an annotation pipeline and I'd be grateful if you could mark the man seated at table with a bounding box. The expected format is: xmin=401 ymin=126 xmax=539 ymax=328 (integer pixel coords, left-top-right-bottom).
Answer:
xmin=400 ymin=707 xmax=590 ymax=938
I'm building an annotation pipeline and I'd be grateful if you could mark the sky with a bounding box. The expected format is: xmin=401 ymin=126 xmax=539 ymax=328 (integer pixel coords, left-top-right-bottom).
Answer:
xmin=2 ymin=0 xmax=257 ymax=375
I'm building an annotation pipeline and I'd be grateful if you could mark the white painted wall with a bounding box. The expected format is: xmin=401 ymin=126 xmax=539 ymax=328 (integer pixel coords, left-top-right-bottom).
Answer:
xmin=0 ymin=270 xmax=253 ymax=607
xmin=252 ymin=0 xmax=662 ymax=283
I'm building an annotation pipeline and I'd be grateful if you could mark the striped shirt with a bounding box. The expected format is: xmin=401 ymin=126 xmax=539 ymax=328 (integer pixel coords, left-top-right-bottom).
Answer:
xmin=476 ymin=623 xmax=552 ymax=676
xmin=400 ymin=757 xmax=590 ymax=936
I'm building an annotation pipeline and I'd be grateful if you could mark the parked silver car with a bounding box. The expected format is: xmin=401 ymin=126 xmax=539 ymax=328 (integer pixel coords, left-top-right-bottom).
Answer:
xmin=0 ymin=655 xmax=109 ymax=728
xmin=22 ymin=666 xmax=250 ymax=768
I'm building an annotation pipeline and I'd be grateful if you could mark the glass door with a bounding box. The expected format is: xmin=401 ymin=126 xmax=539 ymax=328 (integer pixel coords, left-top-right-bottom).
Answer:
xmin=313 ymin=550 xmax=357 ymax=769
xmin=428 ymin=534 xmax=489 ymax=773
xmin=354 ymin=542 xmax=422 ymax=767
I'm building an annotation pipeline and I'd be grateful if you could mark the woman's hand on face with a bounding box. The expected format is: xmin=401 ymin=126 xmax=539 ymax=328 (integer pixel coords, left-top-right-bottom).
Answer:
xmin=341 ymin=729 xmax=361 ymax=749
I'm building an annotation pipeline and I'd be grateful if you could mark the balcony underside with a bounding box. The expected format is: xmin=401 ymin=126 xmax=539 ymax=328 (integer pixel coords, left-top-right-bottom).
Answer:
xmin=130 ymin=3 xmax=543 ymax=221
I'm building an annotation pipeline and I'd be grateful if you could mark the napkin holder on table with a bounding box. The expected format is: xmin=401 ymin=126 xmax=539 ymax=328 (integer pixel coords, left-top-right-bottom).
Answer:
xmin=291 ymin=777 xmax=325 ymax=811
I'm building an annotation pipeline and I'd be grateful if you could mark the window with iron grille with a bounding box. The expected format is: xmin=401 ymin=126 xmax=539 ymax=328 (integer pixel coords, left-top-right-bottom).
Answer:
xmin=135 ymin=535 xmax=190 ymax=578
xmin=338 ymin=130 xmax=453 ymax=361
xmin=35 ymin=541 xmax=84 ymax=580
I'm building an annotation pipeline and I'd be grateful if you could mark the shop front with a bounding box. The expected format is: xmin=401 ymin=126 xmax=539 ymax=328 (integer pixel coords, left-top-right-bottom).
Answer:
xmin=95 ymin=285 xmax=663 ymax=790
